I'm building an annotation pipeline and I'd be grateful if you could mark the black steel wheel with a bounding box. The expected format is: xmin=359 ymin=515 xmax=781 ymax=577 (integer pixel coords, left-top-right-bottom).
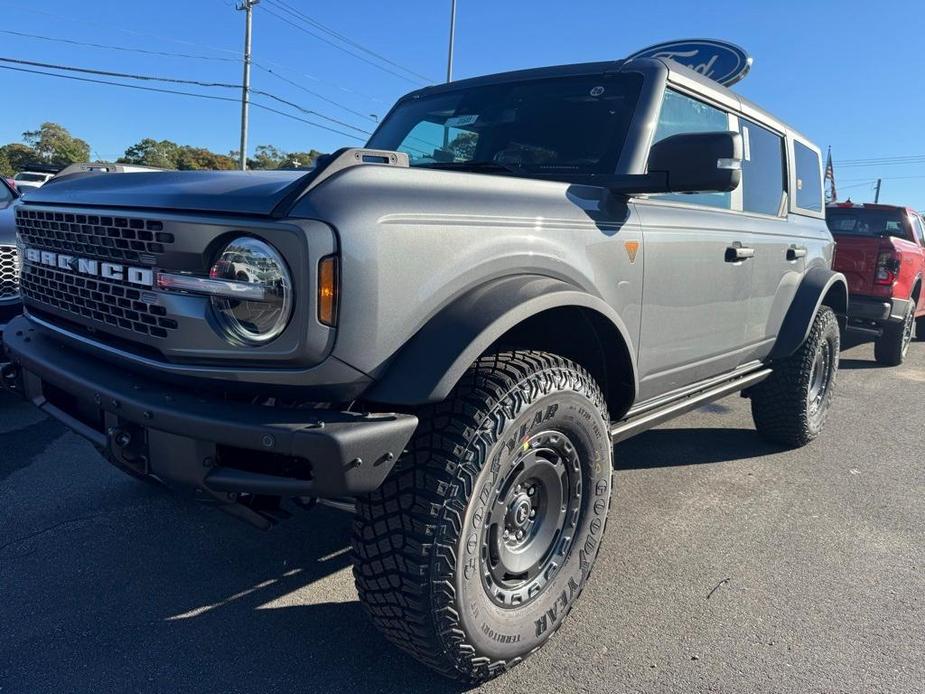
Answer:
xmin=352 ymin=351 xmax=612 ymax=682
xmin=751 ymin=306 xmax=840 ymax=447
xmin=875 ymin=308 xmax=914 ymax=366
xmin=480 ymin=430 xmax=584 ymax=608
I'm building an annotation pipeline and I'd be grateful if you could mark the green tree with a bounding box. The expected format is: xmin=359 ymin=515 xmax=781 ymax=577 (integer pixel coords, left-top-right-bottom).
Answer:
xmin=0 ymin=143 xmax=38 ymax=177
xmin=279 ymin=149 xmax=322 ymax=169
xmin=175 ymin=146 xmax=236 ymax=171
xmin=448 ymin=132 xmax=477 ymax=160
xmin=119 ymin=138 xmax=180 ymax=168
xmin=250 ymin=144 xmax=286 ymax=169
xmin=22 ymin=122 xmax=90 ymax=166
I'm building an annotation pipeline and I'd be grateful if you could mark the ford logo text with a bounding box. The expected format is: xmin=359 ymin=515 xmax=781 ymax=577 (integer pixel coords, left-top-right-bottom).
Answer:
xmin=627 ymin=39 xmax=752 ymax=87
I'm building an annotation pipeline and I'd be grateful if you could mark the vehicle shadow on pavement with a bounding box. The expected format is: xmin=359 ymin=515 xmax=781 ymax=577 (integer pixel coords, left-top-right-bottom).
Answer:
xmin=1 ymin=489 xmax=471 ymax=694
xmin=613 ymin=427 xmax=784 ymax=470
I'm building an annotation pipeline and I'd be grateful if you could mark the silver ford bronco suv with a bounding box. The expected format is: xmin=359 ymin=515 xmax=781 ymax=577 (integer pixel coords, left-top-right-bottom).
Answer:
xmin=2 ymin=57 xmax=847 ymax=681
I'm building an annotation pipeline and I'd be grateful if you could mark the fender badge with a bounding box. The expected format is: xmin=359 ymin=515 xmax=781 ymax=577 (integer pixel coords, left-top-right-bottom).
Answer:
xmin=624 ymin=241 xmax=640 ymax=263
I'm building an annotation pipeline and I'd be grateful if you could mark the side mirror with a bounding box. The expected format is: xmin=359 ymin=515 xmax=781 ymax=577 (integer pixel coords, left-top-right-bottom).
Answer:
xmin=532 ymin=132 xmax=742 ymax=195
xmin=646 ymin=131 xmax=743 ymax=194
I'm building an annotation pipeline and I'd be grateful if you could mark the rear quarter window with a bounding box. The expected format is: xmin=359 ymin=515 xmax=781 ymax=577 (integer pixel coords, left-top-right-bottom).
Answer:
xmin=794 ymin=142 xmax=823 ymax=213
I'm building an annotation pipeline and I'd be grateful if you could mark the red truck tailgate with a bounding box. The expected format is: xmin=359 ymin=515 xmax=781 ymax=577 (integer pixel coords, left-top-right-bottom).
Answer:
xmin=832 ymin=234 xmax=881 ymax=294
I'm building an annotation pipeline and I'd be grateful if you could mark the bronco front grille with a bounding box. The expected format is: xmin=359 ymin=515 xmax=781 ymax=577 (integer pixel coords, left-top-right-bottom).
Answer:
xmin=0 ymin=245 xmax=19 ymax=300
xmin=20 ymin=264 xmax=178 ymax=338
xmin=15 ymin=208 xmax=174 ymax=264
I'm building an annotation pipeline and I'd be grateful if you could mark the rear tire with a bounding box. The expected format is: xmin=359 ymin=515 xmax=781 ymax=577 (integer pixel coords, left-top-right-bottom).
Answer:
xmin=874 ymin=308 xmax=914 ymax=365
xmin=352 ymin=351 xmax=613 ymax=682
xmin=915 ymin=316 xmax=925 ymax=342
xmin=751 ymin=306 xmax=839 ymax=448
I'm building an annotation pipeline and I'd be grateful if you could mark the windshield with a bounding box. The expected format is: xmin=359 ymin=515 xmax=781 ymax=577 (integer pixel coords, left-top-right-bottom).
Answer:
xmin=14 ymin=173 xmax=47 ymax=182
xmin=367 ymin=74 xmax=643 ymax=176
xmin=826 ymin=208 xmax=909 ymax=239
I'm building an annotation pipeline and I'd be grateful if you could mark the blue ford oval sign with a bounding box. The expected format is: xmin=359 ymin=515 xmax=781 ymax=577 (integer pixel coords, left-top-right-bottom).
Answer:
xmin=627 ymin=39 xmax=753 ymax=87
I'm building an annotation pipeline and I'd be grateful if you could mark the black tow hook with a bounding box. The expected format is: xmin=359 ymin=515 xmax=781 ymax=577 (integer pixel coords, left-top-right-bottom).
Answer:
xmin=0 ymin=361 xmax=22 ymax=394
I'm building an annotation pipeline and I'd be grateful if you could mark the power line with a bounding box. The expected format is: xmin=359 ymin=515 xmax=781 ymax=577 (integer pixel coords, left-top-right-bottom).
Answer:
xmin=0 ymin=64 xmax=365 ymax=141
xmin=0 ymin=56 xmax=371 ymax=135
xmin=7 ymin=5 xmax=242 ymax=58
xmin=0 ymin=29 xmax=239 ymax=63
xmin=259 ymin=4 xmax=428 ymax=85
xmin=836 ymin=155 xmax=925 ymax=168
xmin=252 ymin=64 xmax=379 ymax=122
xmin=265 ymin=0 xmax=435 ymax=83
xmin=837 ymin=154 xmax=925 ymax=164
xmin=1 ymin=27 xmax=387 ymax=118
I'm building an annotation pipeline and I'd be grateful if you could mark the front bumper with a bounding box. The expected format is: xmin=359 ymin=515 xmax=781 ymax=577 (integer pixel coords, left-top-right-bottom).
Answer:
xmin=3 ymin=316 xmax=417 ymax=526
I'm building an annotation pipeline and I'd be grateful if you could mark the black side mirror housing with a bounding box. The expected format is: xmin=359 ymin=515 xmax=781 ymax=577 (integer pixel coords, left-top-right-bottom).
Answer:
xmin=604 ymin=131 xmax=743 ymax=196
xmin=647 ymin=131 xmax=742 ymax=193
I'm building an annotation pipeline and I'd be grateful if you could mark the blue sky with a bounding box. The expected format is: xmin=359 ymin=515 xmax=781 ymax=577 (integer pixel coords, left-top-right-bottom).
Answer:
xmin=2 ymin=0 xmax=924 ymax=207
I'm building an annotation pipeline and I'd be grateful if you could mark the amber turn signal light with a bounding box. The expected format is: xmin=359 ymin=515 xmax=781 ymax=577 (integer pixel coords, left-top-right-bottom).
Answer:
xmin=318 ymin=255 xmax=338 ymax=326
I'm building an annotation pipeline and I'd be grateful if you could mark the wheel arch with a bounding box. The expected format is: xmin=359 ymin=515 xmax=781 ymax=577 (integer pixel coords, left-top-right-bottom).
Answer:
xmin=768 ymin=266 xmax=848 ymax=360
xmin=364 ymin=275 xmax=638 ymax=416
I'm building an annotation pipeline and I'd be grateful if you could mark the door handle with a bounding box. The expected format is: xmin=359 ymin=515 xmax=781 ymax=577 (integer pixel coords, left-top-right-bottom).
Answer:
xmin=725 ymin=245 xmax=755 ymax=262
xmin=787 ymin=246 xmax=807 ymax=261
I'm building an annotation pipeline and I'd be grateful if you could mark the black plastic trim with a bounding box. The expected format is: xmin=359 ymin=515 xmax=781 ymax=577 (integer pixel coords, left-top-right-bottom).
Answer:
xmin=365 ymin=275 xmax=638 ymax=405
xmin=769 ymin=267 xmax=848 ymax=360
xmin=3 ymin=316 xmax=417 ymax=499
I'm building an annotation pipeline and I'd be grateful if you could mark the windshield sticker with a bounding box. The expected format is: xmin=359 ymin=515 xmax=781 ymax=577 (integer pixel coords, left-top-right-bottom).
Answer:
xmin=446 ymin=114 xmax=478 ymax=127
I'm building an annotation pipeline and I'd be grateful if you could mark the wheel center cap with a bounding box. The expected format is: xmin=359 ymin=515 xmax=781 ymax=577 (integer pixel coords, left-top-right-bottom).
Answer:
xmin=509 ymin=495 xmax=532 ymax=529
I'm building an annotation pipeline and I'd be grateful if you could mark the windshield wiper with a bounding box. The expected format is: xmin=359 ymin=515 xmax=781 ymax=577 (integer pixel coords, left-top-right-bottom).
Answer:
xmin=414 ymin=160 xmax=524 ymax=174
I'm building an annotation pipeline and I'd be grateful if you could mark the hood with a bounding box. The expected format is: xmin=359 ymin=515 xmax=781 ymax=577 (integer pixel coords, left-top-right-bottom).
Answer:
xmin=20 ymin=170 xmax=308 ymax=216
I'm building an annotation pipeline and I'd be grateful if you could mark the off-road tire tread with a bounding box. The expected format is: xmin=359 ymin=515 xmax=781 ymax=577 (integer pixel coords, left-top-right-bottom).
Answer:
xmin=351 ymin=350 xmax=610 ymax=682
xmin=874 ymin=318 xmax=908 ymax=365
xmin=750 ymin=306 xmax=838 ymax=448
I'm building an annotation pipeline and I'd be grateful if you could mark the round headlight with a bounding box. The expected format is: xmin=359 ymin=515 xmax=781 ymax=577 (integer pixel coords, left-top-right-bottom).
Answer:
xmin=209 ymin=237 xmax=293 ymax=345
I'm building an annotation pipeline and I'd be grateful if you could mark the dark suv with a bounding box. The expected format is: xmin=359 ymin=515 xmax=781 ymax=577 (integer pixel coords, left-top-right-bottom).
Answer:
xmin=3 ymin=57 xmax=847 ymax=681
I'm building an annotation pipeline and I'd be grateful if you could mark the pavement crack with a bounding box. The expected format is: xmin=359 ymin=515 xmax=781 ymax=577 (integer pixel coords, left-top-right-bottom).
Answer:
xmin=706 ymin=577 xmax=731 ymax=600
xmin=0 ymin=513 xmax=106 ymax=556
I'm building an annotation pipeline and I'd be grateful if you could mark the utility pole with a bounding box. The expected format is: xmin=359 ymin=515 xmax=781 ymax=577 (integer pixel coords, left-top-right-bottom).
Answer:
xmin=446 ymin=0 xmax=457 ymax=83
xmin=237 ymin=0 xmax=259 ymax=171
xmin=874 ymin=178 xmax=882 ymax=203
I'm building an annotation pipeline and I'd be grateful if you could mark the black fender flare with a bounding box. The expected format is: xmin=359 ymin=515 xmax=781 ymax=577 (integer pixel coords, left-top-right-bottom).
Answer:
xmin=768 ymin=266 xmax=848 ymax=360
xmin=365 ymin=275 xmax=638 ymax=405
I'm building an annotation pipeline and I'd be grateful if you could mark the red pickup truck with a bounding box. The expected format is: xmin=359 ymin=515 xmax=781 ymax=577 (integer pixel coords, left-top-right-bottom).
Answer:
xmin=826 ymin=202 xmax=925 ymax=365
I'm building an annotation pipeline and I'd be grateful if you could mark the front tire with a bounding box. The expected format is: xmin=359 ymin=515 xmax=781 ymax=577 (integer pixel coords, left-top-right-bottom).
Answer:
xmin=874 ymin=307 xmax=914 ymax=365
xmin=352 ymin=351 xmax=613 ymax=682
xmin=751 ymin=306 xmax=840 ymax=448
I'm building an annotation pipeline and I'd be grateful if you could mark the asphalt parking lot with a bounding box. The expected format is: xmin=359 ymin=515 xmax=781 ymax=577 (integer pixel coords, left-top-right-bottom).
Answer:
xmin=1 ymin=338 xmax=923 ymax=694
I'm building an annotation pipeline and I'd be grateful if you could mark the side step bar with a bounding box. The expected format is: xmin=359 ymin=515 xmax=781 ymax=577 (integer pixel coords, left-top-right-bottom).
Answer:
xmin=611 ymin=368 xmax=772 ymax=443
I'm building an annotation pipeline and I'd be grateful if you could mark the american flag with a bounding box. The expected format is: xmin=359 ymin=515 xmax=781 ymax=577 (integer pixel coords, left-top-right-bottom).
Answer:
xmin=824 ymin=146 xmax=837 ymax=203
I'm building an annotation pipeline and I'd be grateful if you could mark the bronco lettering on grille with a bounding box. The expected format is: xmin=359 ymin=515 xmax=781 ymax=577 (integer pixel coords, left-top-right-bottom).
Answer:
xmin=24 ymin=247 xmax=154 ymax=287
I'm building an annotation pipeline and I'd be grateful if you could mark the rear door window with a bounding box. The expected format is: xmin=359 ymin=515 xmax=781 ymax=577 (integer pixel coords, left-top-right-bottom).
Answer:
xmin=651 ymin=89 xmax=731 ymax=210
xmin=794 ymin=142 xmax=823 ymax=212
xmin=740 ymin=119 xmax=785 ymax=216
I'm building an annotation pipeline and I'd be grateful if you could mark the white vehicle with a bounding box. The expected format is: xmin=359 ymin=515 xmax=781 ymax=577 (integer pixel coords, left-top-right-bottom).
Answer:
xmin=12 ymin=171 xmax=54 ymax=190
